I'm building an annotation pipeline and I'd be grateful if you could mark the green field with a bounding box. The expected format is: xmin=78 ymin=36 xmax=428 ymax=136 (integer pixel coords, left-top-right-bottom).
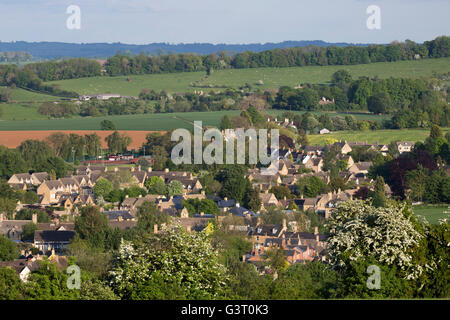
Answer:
xmin=413 ymin=205 xmax=450 ymax=224
xmin=45 ymin=58 xmax=450 ymax=96
xmin=1 ymin=86 xmax=60 ymax=102
xmin=0 ymin=103 xmax=48 ymax=121
xmin=308 ymin=128 xmax=450 ymax=145
xmin=0 ymin=110 xmax=244 ymax=131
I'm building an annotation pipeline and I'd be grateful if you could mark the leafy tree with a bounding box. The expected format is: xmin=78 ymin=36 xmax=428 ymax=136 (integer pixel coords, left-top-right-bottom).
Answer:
xmin=18 ymin=140 xmax=55 ymax=169
xmin=405 ymin=165 xmax=428 ymax=201
xmin=0 ymin=267 xmax=25 ymax=300
xmin=108 ymin=227 xmax=228 ymax=299
xmin=105 ymin=131 xmax=131 ymax=154
xmin=263 ymin=247 xmax=289 ymax=276
xmin=166 ymin=180 xmax=184 ymax=197
xmin=79 ymin=280 xmax=119 ymax=300
xmin=0 ymin=146 xmax=28 ymax=180
xmin=371 ymin=176 xmax=387 ymax=207
xmin=15 ymin=209 xmax=50 ymax=223
xmin=100 ymin=120 xmax=116 ymax=131
xmin=269 ymin=186 xmax=293 ymax=200
xmin=74 ymin=206 xmax=110 ymax=249
xmin=220 ymin=115 xmax=232 ymax=130
xmin=125 ymin=185 xmax=147 ymax=198
xmin=0 ymin=234 xmax=19 ymax=261
xmin=136 ymin=157 xmax=150 ymax=170
xmin=331 ymin=69 xmax=352 ymax=86
xmin=145 ymin=176 xmax=167 ymax=195
xmin=334 ymin=257 xmax=413 ymax=298
xmin=182 ymin=199 xmax=219 ymax=216
xmin=151 ymin=146 xmax=168 ymax=170
xmin=327 ymin=200 xmax=424 ymax=281
xmin=21 ymin=223 xmax=38 ymax=242
xmin=25 ymin=261 xmax=79 ymax=300
xmin=136 ymin=201 xmax=170 ymax=234
xmin=367 ymin=92 xmax=391 ymax=114
xmin=93 ymin=178 xmax=113 ymax=199
xmin=296 ymin=176 xmax=328 ymax=198
xmin=243 ymin=187 xmax=262 ymax=212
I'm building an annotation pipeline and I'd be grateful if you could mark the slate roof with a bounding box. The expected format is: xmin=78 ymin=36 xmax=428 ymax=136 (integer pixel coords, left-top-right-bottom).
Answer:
xmin=105 ymin=210 xmax=135 ymax=221
xmin=34 ymin=230 xmax=75 ymax=243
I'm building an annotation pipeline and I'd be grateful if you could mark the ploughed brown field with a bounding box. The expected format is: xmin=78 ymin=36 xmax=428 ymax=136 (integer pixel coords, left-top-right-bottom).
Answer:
xmin=0 ymin=131 xmax=166 ymax=150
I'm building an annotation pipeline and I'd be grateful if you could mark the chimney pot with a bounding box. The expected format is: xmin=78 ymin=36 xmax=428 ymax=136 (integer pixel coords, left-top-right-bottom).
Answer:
xmin=153 ymin=224 xmax=158 ymax=234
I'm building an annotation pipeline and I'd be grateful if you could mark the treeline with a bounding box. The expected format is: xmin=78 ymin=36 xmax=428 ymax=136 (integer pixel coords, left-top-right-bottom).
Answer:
xmin=0 ymin=64 xmax=78 ymax=98
xmin=0 ymin=141 xmax=70 ymax=182
xmin=23 ymin=58 xmax=102 ymax=81
xmin=104 ymin=37 xmax=449 ymax=76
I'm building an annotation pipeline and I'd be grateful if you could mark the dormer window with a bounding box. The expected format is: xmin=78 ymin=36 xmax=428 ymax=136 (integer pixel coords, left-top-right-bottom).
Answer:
xmin=272 ymin=228 xmax=278 ymax=234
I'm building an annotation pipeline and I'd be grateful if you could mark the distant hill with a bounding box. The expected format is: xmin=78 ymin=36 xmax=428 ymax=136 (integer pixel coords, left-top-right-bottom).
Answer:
xmin=0 ymin=40 xmax=370 ymax=60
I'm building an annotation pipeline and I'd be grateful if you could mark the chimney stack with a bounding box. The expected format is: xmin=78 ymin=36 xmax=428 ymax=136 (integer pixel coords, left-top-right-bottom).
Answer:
xmin=32 ymin=213 xmax=38 ymax=224
xmin=0 ymin=213 xmax=4 ymax=222
xmin=314 ymin=226 xmax=319 ymax=235
xmin=282 ymin=219 xmax=287 ymax=230
xmin=186 ymin=225 xmax=191 ymax=233
xmin=148 ymin=167 xmax=152 ymax=172
xmin=164 ymin=168 xmax=169 ymax=173
xmin=153 ymin=224 xmax=158 ymax=234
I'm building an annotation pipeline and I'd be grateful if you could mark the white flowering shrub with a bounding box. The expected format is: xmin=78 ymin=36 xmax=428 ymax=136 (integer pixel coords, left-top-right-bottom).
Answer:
xmin=326 ymin=200 xmax=424 ymax=279
xmin=108 ymin=225 xmax=228 ymax=299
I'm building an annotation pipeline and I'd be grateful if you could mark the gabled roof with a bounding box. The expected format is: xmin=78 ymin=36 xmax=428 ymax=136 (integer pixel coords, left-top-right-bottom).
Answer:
xmin=59 ymin=178 xmax=78 ymax=187
xmin=44 ymin=180 xmax=64 ymax=190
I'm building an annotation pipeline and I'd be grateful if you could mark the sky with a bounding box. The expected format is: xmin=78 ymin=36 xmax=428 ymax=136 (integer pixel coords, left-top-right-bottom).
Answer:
xmin=0 ymin=0 xmax=449 ymax=44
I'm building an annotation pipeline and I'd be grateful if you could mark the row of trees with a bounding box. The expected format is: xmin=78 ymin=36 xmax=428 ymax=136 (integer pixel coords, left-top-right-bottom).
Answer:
xmin=23 ymin=58 xmax=102 ymax=81
xmin=44 ymin=131 xmax=132 ymax=161
xmin=104 ymin=37 xmax=449 ymax=76
xmin=0 ymin=64 xmax=78 ymax=98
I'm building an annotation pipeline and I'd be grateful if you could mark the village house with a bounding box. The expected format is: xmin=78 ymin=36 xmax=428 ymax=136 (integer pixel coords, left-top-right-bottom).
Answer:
xmin=0 ymin=259 xmax=40 ymax=282
xmin=348 ymin=161 xmax=373 ymax=175
xmin=333 ymin=141 xmax=352 ymax=154
xmin=33 ymin=229 xmax=75 ymax=254
xmin=397 ymin=141 xmax=415 ymax=153
xmin=259 ymin=192 xmax=279 ymax=211
xmin=304 ymin=157 xmax=324 ymax=173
